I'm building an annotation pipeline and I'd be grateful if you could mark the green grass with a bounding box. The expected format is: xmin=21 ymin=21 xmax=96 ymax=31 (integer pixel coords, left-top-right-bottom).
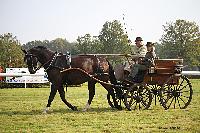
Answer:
xmin=0 ymin=79 xmax=200 ymax=133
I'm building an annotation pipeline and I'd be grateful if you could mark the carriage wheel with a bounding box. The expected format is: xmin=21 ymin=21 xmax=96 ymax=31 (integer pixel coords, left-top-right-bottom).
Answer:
xmin=124 ymin=84 xmax=152 ymax=111
xmin=160 ymin=75 xmax=193 ymax=109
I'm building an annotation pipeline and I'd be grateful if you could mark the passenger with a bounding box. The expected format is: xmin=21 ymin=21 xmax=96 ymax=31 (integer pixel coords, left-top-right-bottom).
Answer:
xmin=124 ymin=37 xmax=147 ymax=72
xmin=126 ymin=42 xmax=156 ymax=82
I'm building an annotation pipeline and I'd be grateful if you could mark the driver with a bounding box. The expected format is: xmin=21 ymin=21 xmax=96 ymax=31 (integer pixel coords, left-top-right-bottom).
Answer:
xmin=124 ymin=37 xmax=147 ymax=72
xmin=132 ymin=36 xmax=147 ymax=60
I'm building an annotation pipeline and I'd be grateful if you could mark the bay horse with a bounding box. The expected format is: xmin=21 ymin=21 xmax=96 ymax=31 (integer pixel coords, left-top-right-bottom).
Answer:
xmin=22 ymin=46 xmax=122 ymax=112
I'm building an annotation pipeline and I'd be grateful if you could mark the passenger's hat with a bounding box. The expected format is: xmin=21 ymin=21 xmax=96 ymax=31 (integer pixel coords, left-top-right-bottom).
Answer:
xmin=135 ymin=37 xmax=143 ymax=42
xmin=146 ymin=42 xmax=154 ymax=47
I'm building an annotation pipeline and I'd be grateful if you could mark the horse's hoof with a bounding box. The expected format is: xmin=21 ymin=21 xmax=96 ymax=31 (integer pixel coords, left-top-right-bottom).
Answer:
xmin=42 ymin=110 xmax=47 ymax=114
xmin=82 ymin=108 xmax=87 ymax=112
xmin=72 ymin=106 xmax=78 ymax=111
xmin=117 ymin=105 xmax=123 ymax=110
xmin=42 ymin=107 xmax=51 ymax=114
xmin=127 ymin=107 xmax=132 ymax=111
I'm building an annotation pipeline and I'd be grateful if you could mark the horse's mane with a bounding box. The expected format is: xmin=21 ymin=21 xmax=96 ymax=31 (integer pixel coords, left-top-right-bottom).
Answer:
xmin=35 ymin=46 xmax=47 ymax=50
xmin=28 ymin=46 xmax=48 ymax=54
xmin=33 ymin=46 xmax=55 ymax=54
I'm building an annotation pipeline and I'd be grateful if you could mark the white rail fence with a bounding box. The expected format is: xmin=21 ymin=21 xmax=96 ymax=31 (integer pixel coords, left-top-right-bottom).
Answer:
xmin=0 ymin=68 xmax=48 ymax=88
xmin=0 ymin=73 xmax=48 ymax=88
xmin=182 ymin=71 xmax=200 ymax=76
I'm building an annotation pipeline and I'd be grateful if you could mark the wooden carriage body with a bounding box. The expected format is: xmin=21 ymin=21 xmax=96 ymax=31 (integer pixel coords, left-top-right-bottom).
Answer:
xmin=144 ymin=59 xmax=183 ymax=85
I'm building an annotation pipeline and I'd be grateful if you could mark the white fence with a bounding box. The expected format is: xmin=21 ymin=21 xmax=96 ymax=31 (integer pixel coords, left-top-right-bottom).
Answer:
xmin=182 ymin=71 xmax=200 ymax=76
xmin=0 ymin=68 xmax=48 ymax=88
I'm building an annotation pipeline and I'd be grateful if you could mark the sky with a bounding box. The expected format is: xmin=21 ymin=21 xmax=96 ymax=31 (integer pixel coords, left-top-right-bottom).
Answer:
xmin=0 ymin=0 xmax=199 ymax=44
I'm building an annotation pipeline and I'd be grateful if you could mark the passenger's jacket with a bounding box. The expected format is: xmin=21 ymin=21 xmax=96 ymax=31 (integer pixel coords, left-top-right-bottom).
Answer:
xmin=140 ymin=52 xmax=156 ymax=67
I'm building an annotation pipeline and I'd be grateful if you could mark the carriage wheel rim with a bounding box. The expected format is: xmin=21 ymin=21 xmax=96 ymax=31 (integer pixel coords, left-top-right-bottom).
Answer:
xmin=160 ymin=75 xmax=193 ymax=109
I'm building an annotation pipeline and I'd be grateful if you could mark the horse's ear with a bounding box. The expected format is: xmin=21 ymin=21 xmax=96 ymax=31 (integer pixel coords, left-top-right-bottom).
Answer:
xmin=21 ymin=48 xmax=27 ymax=54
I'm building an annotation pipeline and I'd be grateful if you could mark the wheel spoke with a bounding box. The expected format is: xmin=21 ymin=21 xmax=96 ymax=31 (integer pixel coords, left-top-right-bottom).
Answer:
xmin=128 ymin=93 xmax=134 ymax=105
xmin=174 ymin=97 xmax=177 ymax=109
xmin=139 ymin=103 xmax=141 ymax=109
xmin=163 ymin=93 xmax=172 ymax=97
xmin=142 ymin=96 xmax=148 ymax=103
xmin=134 ymin=101 xmax=138 ymax=109
xmin=178 ymin=96 xmax=186 ymax=105
xmin=177 ymin=97 xmax=181 ymax=108
xmin=141 ymin=99 xmax=147 ymax=107
xmin=140 ymin=89 xmax=148 ymax=95
xmin=179 ymin=84 xmax=189 ymax=91
xmin=177 ymin=78 xmax=185 ymax=90
xmin=164 ymin=94 xmax=173 ymax=103
xmin=180 ymin=90 xmax=190 ymax=93
xmin=167 ymin=97 xmax=174 ymax=108
xmin=140 ymin=91 xmax=149 ymax=98
xmin=180 ymin=95 xmax=190 ymax=99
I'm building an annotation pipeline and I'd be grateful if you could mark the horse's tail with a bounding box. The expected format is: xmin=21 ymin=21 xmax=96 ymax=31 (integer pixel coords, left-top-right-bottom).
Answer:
xmin=107 ymin=61 xmax=123 ymax=97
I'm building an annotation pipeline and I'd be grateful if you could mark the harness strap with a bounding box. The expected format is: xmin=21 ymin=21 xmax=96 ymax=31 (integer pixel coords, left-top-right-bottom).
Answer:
xmin=44 ymin=52 xmax=59 ymax=72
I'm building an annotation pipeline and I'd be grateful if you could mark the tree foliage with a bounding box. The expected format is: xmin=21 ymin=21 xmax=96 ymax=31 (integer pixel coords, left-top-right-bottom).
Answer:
xmin=76 ymin=20 xmax=131 ymax=65
xmin=98 ymin=20 xmax=131 ymax=54
xmin=159 ymin=19 xmax=200 ymax=66
xmin=0 ymin=33 xmax=24 ymax=70
xmin=23 ymin=38 xmax=77 ymax=55
xmin=76 ymin=34 xmax=102 ymax=54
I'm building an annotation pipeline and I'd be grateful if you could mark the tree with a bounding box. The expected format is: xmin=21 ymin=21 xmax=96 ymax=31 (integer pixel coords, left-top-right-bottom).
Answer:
xmin=76 ymin=34 xmax=93 ymax=54
xmin=76 ymin=34 xmax=102 ymax=54
xmin=160 ymin=19 xmax=200 ymax=66
xmin=98 ymin=20 xmax=130 ymax=54
xmin=22 ymin=40 xmax=44 ymax=50
xmin=98 ymin=20 xmax=131 ymax=65
xmin=0 ymin=33 xmax=24 ymax=69
xmin=23 ymin=38 xmax=77 ymax=55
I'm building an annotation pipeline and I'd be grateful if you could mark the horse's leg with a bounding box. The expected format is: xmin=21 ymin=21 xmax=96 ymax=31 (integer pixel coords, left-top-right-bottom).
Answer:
xmin=43 ymin=84 xmax=57 ymax=113
xmin=58 ymin=86 xmax=78 ymax=111
xmin=65 ymin=84 xmax=68 ymax=92
xmin=83 ymin=81 xmax=96 ymax=111
xmin=107 ymin=93 xmax=115 ymax=108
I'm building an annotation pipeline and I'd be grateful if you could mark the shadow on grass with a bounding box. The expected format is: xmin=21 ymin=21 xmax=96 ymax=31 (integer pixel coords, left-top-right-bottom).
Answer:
xmin=0 ymin=107 xmax=122 ymax=116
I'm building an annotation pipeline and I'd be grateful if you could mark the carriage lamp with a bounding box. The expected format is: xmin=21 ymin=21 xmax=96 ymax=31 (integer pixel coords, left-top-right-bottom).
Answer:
xmin=174 ymin=64 xmax=183 ymax=76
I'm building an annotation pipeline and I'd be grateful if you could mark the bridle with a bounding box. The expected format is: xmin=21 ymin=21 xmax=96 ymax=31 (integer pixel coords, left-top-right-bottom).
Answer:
xmin=25 ymin=52 xmax=58 ymax=73
xmin=25 ymin=54 xmax=38 ymax=73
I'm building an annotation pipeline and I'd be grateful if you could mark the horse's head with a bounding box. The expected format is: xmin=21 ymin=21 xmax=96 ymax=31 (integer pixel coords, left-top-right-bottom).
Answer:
xmin=22 ymin=48 xmax=39 ymax=74
xmin=22 ymin=46 xmax=48 ymax=74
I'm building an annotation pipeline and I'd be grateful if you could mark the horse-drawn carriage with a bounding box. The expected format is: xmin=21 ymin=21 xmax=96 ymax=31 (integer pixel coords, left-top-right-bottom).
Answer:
xmin=22 ymin=46 xmax=193 ymax=112
xmin=112 ymin=57 xmax=193 ymax=110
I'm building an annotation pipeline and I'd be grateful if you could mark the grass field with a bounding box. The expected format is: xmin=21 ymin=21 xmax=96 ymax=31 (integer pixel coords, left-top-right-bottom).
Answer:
xmin=0 ymin=79 xmax=200 ymax=133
